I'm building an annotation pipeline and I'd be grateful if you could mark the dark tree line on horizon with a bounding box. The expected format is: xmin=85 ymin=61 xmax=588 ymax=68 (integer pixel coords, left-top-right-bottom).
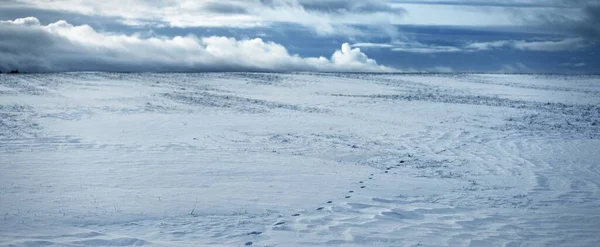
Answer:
xmin=0 ymin=70 xmax=21 ymax=74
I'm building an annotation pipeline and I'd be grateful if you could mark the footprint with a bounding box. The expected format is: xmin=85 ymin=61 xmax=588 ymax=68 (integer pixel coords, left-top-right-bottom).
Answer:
xmin=359 ymin=181 xmax=364 ymax=184
xmin=386 ymin=167 xmax=392 ymax=170
xmin=345 ymin=196 xmax=351 ymax=199
xmin=292 ymin=213 xmax=301 ymax=217
xmin=274 ymin=222 xmax=285 ymax=226
xmin=245 ymin=241 xmax=253 ymax=246
xmin=400 ymin=160 xmax=405 ymax=163
xmin=360 ymin=186 xmax=366 ymax=189
xmin=316 ymin=207 xmax=324 ymax=210
xmin=369 ymin=177 xmax=373 ymax=179
xmin=385 ymin=171 xmax=389 ymax=173
xmin=349 ymin=191 xmax=354 ymax=193
xmin=327 ymin=201 xmax=333 ymax=204
xmin=247 ymin=231 xmax=262 ymax=236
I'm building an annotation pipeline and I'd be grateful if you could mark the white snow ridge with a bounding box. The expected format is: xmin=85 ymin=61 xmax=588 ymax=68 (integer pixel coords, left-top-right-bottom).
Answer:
xmin=1 ymin=72 xmax=599 ymax=246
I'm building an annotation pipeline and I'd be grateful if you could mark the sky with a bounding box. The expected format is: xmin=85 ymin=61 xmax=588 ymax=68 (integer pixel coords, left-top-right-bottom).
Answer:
xmin=0 ymin=0 xmax=599 ymax=73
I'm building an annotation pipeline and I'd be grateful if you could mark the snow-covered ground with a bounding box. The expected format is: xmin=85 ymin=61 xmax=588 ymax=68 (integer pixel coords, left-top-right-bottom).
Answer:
xmin=1 ymin=72 xmax=599 ymax=246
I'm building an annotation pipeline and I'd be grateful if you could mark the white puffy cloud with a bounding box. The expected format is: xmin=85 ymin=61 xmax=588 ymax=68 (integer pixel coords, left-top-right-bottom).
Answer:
xmin=0 ymin=17 xmax=394 ymax=72
xmin=330 ymin=43 xmax=385 ymax=71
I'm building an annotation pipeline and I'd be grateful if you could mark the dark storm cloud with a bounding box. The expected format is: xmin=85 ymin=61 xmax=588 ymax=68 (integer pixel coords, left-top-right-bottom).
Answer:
xmin=0 ymin=18 xmax=69 ymax=72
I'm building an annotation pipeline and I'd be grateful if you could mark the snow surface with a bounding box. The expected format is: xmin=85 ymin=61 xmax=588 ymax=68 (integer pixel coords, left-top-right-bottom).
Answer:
xmin=1 ymin=72 xmax=599 ymax=246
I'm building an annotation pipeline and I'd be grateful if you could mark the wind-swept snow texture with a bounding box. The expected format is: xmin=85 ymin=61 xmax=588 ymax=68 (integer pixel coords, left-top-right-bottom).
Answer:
xmin=1 ymin=72 xmax=599 ymax=246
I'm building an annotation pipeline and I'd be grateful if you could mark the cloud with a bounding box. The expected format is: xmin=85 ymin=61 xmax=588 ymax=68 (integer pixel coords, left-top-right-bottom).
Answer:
xmin=390 ymin=0 xmax=559 ymax=8
xmin=0 ymin=17 xmax=393 ymax=73
xmin=203 ymin=2 xmax=249 ymax=14
xmin=331 ymin=43 xmax=385 ymax=69
xmin=576 ymin=3 xmax=600 ymax=39
xmin=521 ymin=0 xmax=600 ymax=40
xmin=11 ymin=0 xmax=405 ymax=36
xmin=463 ymin=40 xmax=511 ymax=51
xmin=466 ymin=38 xmax=589 ymax=51
xmin=390 ymin=44 xmax=463 ymax=53
xmin=293 ymin=0 xmax=401 ymax=14
xmin=353 ymin=42 xmax=462 ymax=53
xmin=390 ymin=1 xmax=545 ymax=27
xmin=561 ymin=62 xmax=586 ymax=67
xmin=351 ymin=43 xmax=395 ymax=48
xmin=353 ymin=38 xmax=589 ymax=53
